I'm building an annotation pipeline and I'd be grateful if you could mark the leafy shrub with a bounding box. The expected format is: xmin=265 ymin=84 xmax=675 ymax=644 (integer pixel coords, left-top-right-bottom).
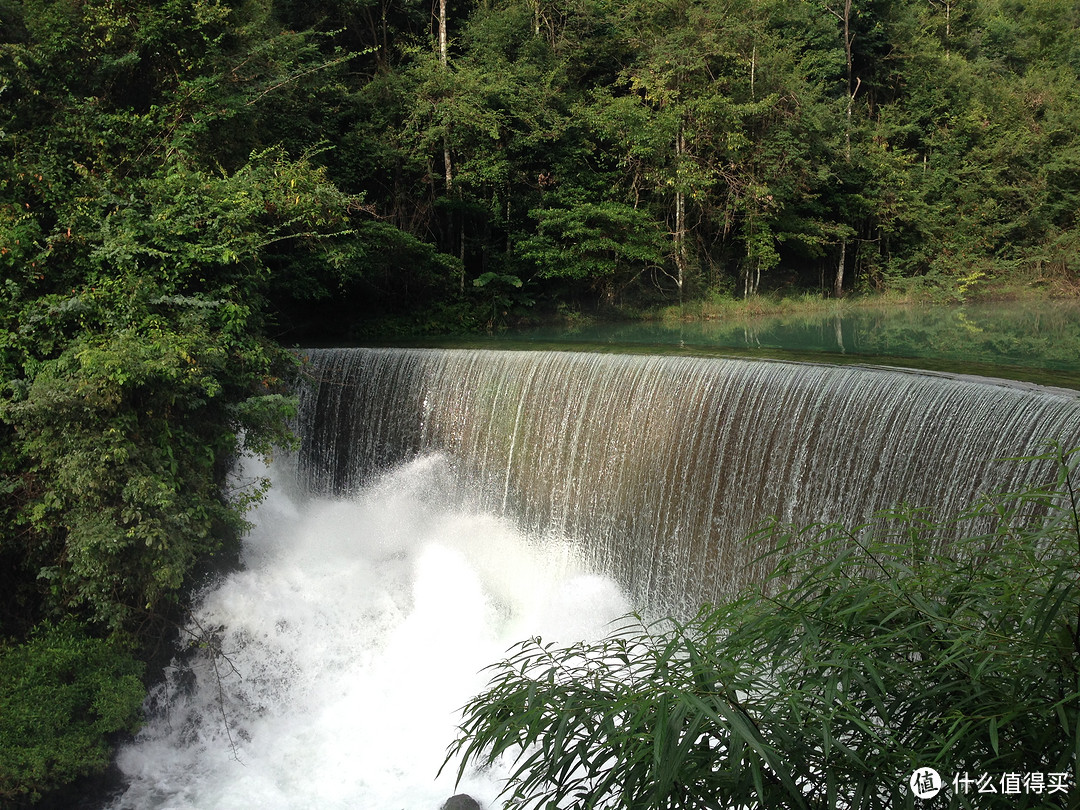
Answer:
xmin=0 ymin=623 xmax=144 ymax=804
xmin=446 ymin=447 xmax=1080 ymax=809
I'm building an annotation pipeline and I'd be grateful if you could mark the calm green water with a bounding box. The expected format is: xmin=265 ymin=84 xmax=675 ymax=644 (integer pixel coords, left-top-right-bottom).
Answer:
xmin=390 ymin=300 xmax=1080 ymax=392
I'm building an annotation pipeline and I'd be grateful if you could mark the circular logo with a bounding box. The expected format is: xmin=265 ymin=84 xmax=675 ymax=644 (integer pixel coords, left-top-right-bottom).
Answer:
xmin=909 ymin=767 xmax=943 ymax=800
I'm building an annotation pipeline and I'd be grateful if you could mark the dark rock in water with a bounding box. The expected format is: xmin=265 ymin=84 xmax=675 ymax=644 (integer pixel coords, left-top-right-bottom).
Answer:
xmin=441 ymin=794 xmax=482 ymax=810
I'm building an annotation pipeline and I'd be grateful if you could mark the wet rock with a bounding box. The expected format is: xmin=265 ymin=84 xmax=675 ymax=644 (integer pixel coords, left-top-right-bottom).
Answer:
xmin=441 ymin=794 xmax=482 ymax=810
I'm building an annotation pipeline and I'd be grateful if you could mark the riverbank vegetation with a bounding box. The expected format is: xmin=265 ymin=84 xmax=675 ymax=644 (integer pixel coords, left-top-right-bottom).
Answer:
xmin=2 ymin=0 xmax=1080 ymax=802
xmin=446 ymin=446 xmax=1080 ymax=809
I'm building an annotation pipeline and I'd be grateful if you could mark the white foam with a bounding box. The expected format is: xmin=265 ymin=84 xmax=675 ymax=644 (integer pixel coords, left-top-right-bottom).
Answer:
xmin=109 ymin=455 xmax=630 ymax=810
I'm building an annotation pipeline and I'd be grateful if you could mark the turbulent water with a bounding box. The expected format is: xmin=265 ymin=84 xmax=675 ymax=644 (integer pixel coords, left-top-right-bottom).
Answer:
xmin=107 ymin=348 xmax=1080 ymax=808
xmin=107 ymin=456 xmax=630 ymax=809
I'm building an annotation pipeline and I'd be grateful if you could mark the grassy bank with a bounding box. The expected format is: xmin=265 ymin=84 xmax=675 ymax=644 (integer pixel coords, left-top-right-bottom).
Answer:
xmin=649 ymin=276 xmax=1080 ymax=325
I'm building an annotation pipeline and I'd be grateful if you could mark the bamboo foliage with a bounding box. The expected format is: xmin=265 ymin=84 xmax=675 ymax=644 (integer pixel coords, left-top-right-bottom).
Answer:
xmin=446 ymin=445 xmax=1080 ymax=809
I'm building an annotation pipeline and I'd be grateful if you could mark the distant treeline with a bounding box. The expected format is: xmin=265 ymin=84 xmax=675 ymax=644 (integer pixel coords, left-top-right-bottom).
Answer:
xmin=316 ymin=0 xmax=1080 ymax=316
xmin=5 ymin=0 xmax=1080 ymax=330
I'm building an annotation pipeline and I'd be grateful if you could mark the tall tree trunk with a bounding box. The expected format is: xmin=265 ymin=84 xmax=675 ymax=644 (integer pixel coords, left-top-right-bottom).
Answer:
xmin=443 ymin=142 xmax=452 ymax=192
xmin=437 ymin=0 xmax=457 ymax=286
xmin=834 ymin=237 xmax=846 ymax=298
xmin=743 ymin=214 xmax=753 ymax=298
xmin=830 ymin=0 xmax=856 ymax=296
xmin=438 ymin=0 xmax=448 ymax=67
xmin=673 ymin=128 xmax=687 ymax=303
xmin=841 ymin=0 xmax=854 ymax=161
xmin=439 ymin=0 xmax=451 ymax=192
xmin=929 ymin=0 xmax=954 ymax=58
xmin=750 ymin=45 xmax=756 ymax=100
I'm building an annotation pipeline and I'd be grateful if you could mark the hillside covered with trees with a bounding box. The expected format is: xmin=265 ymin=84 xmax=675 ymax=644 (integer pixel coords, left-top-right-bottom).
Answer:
xmin=1 ymin=0 xmax=1079 ymax=803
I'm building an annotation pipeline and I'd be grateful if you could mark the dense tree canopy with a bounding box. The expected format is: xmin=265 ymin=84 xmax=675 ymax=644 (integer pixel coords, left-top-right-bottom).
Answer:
xmin=0 ymin=0 xmax=359 ymax=801
xmin=1 ymin=0 xmax=1079 ymax=802
xmin=329 ymin=0 xmax=1080 ymax=314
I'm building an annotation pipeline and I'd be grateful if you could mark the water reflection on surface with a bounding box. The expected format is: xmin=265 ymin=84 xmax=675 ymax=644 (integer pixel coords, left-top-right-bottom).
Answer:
xmin=389 ymin=301 xmax=1080 ymax=391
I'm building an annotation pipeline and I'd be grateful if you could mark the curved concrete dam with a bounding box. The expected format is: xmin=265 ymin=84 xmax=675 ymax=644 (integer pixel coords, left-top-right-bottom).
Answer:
xmin=297 ymin=348 xmax=1080 ymax=612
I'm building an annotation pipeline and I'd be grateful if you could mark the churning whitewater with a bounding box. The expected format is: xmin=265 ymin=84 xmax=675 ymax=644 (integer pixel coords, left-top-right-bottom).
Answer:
xmin=107 ymin=455 xmax=630 ymax=810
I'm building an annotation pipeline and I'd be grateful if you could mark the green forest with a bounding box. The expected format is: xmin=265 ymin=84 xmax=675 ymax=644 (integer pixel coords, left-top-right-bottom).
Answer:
xmin=1 ymin=0 xmax=1080 ymax=803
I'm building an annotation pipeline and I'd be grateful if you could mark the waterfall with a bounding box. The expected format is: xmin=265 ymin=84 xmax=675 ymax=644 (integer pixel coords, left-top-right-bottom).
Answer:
xmin=297 ymin=348 xmax=1080 ymax=612
xmin=106 ymin=348 xmax=1080 ymax=808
